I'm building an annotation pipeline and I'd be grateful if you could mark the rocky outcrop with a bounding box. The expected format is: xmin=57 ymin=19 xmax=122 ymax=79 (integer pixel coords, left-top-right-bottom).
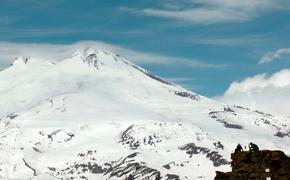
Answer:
xmin=215 ymin=149 xmax=290 ymax=180
xmin=179 ymin=143 xmax=229 ymax=167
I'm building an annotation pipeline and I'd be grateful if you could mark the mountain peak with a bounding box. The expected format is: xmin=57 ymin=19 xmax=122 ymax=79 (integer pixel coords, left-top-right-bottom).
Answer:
xmin=13 ymin=56 xmax=31 ymax=65
xmin=65 ymin=48 xmax=131 ymax=71
xmin=12 ymin=56 xmax=57 ymax=69
xmin=71 ymin=47 xmax=99 ymax=58
xmin=0 ymin=47 xmax=290 ymax=180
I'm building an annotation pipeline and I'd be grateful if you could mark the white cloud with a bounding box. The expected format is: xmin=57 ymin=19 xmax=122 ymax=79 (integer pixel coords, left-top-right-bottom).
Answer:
xmin=215 ymin=69 xmax=290 ymax=117
xmin=121 ymin=0 xmax=289 ymax=24
xmin=0 ymin=41 xmax=221 ymax=70
xmin=139 ymin=8 xmax=250 ymax=24
xmin=259 ymin=48 xmax=290 ymax=64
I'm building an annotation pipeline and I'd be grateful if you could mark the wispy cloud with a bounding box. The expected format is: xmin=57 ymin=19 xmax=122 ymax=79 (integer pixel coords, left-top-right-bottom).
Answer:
xmin=167 ymin=77 xmax=194 ymax=82
xmin=3 ymin=0 xmax=62 ymax=9
xmin=0 ymin=27 xmax=152 ymax=40
xmin=167 ymin=77 xmax=202 ymax=91
xmin=188 ymin=36 xmax=264 ymax=46
xmin=133 ymin=53 xmax=225 ymax=68
xmin=120 ymin=0 xmax=289 ymax=24
xmin=0 ymin=16 xmax=19 ymax=25
xmin=259 ymin=48 xmax=290 ymax=64
xmin=0 ymin=41 xmax=223 ymax=70
xmin=0 ymin=28 xmax=80 ymax=38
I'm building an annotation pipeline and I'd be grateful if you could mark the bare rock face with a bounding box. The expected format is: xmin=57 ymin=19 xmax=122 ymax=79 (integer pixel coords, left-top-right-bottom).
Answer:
xmin=215 ymin=149 xmax=290 ymax=180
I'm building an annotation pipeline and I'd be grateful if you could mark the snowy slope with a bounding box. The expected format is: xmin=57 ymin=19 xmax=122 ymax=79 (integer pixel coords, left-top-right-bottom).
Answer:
xmin=0 ymin=48 xmax=289 ymax=180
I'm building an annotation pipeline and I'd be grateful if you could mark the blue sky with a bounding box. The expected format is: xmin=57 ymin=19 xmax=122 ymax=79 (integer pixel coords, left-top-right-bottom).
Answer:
xmin=1 ymin=0 xmax=290 ymax=97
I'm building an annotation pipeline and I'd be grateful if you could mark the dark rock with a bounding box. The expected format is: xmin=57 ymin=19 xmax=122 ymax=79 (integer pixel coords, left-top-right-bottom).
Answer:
xmin=215 ymin=149 xmax=290 ymax=180
xmin=165 ymin=174 xmax=180 ymax=180
xmin=217 ymin=120 xmax=243 ymax=130
xmin=32 ymin=147 xmax=41 ymax=153
xmin=23 ymin=158 xmax=37 ymax=176
xmin=85 ymin=53 xmax=100 ymax=69
xmin=233 ymin=105 xmax=250 ymax=110
xmin=47 ymin=129 xmax=75 ymax=142
xmin=155 ymin=172 xmax=161 ymax=180
xmin=179 ymin=143 xmax=229 ymax=167
xmin=163 ymin=164 xmax=171 ymax=169
xmin=89 ymin=163 xmax=105 ymax=174
xmin=174 ymin=91 xmax=200 ymax=101
xmin=7 ymin=113 xmax=18 ymax=119
xmin=120 ymin=125 xmax=163 ymax=149
xmin=214 ymin=141 xmax=224 ymax=150
xmin=127 ymin=152 xmax=138 ymax=158
xmin=48 ymin=167 xmax=56 ymax=171
xmin=120 ymin=125 xmax=139 ymax=150
xmin=208 ymin=111 xmax=243 ymax=130
xmin=275 ymin=131 xmax=290 ymax=138
xmin=224 ymin=107 xmax=235 ymax=112
xmin=129 ymin=63 xmax=174 ymax=86
xmin=255 ymin=110 xmax=273 ymax=117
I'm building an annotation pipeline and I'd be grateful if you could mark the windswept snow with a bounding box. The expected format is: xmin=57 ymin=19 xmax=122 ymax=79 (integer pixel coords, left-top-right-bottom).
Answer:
xmin=0 ymin=48 xmax=289 ymax=179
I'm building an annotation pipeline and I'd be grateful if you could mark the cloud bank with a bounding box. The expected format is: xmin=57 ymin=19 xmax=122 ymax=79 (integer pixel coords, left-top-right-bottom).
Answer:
xmin=216 ymin=69 xmax=290 ymax=117
xmin=0 ymin=41 xmax=221 ymax=70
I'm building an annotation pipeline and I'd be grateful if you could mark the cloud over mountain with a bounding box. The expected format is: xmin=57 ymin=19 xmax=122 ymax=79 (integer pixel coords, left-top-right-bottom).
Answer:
xmin=216 ymin=69 xmax=290 ymax=116
xmin=0 ymin=41 xmax=221 ymax=70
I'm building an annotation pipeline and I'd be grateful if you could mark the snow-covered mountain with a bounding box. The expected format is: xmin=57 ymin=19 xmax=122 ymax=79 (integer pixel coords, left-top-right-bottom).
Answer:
xmin=0 ymin=48 xmax=289 ymax=180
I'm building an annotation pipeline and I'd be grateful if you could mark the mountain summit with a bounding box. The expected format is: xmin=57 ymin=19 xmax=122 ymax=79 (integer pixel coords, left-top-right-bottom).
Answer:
xmin=0 ymin=49 xmax=289 ymax=179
